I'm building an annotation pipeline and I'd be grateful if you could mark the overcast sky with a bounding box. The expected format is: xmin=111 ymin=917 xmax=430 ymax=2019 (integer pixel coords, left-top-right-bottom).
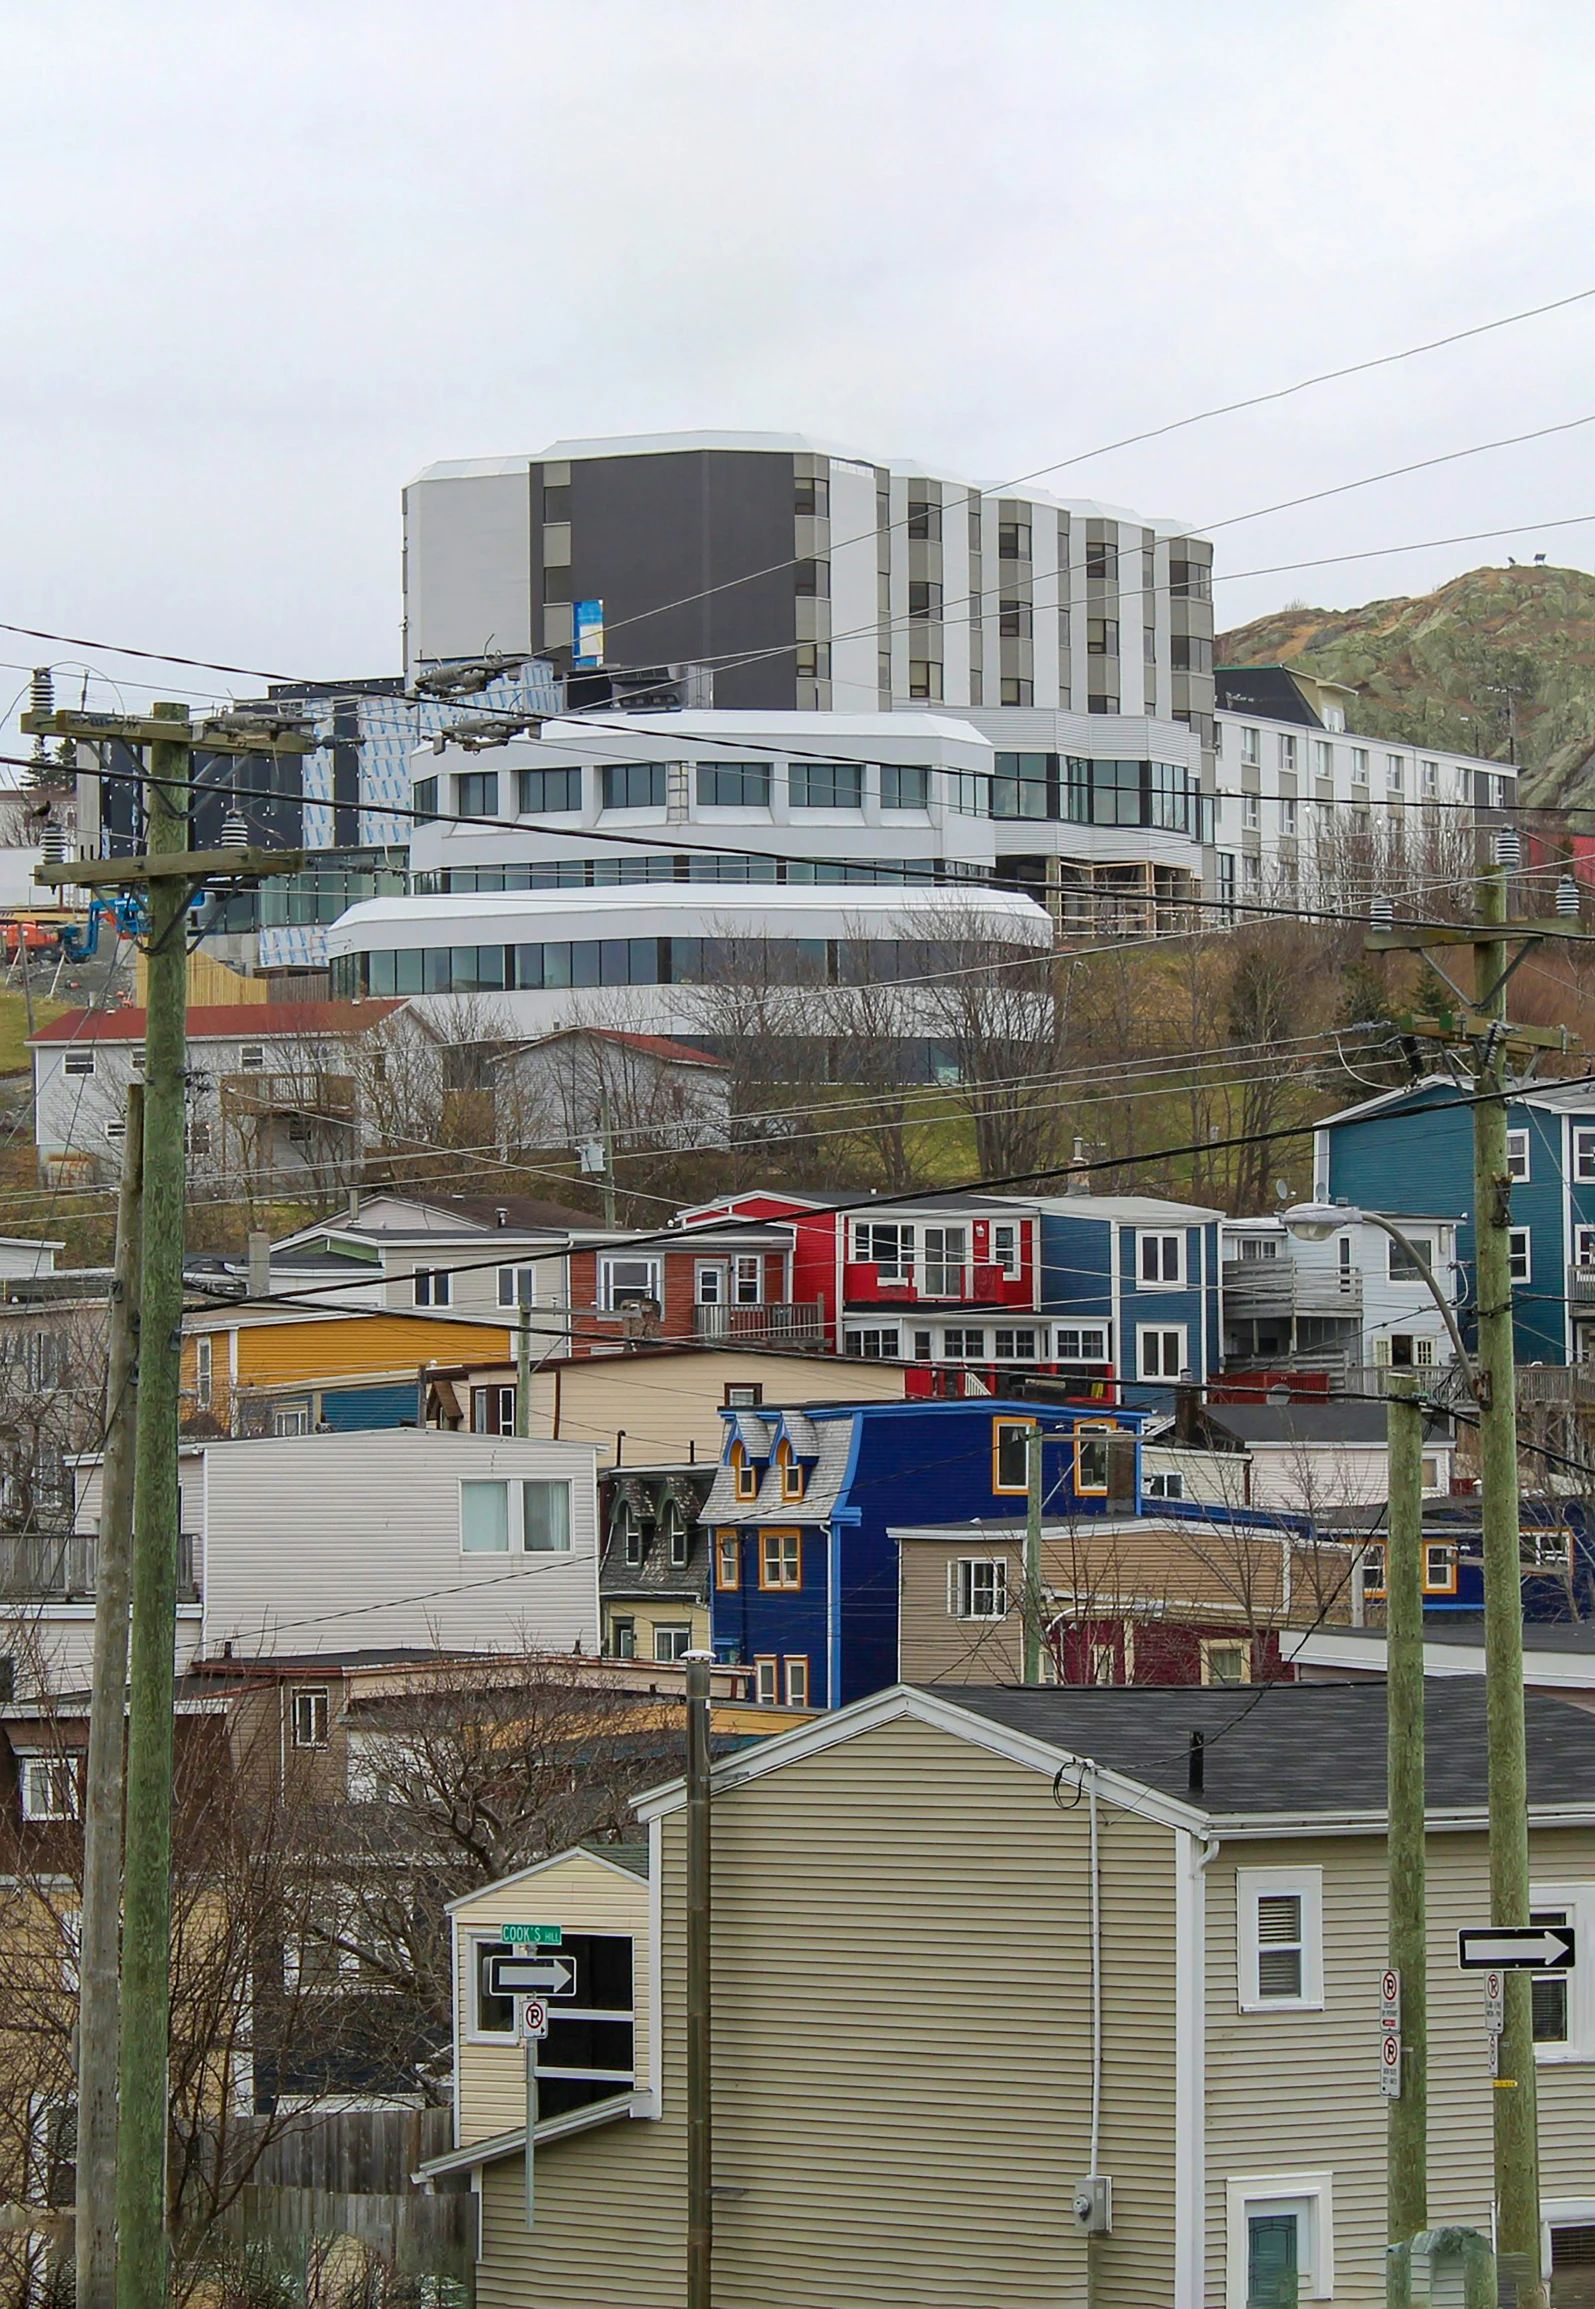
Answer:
xmin=2 ymin=0 xmax=1592 ymax=718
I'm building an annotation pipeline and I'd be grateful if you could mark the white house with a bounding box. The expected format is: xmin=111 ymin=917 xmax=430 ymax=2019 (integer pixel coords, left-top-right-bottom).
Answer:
xmin=496 ymin=1027 xmax=732 ymax=1151
xmin=1222 ymin=1212 xmax=1461 ymax=1382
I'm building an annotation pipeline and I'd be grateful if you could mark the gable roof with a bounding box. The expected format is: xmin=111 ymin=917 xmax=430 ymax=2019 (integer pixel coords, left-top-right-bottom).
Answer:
xmin=29 ymin=1000 xmax=406 ymax=1046
xmin=514 ymin=1027 xmax=726 ymax=1070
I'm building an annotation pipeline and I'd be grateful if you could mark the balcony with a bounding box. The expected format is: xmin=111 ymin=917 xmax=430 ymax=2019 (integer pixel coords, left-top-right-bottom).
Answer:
xmin=1221 ymin=1260 xmax=1363 ymax=1320
xmin=843 ymin=1261 xmax=1016 ymax=1305
xmin=0 ymin=1529 xmax=200 ymax=1602
xmin=1568 ymin=1265 xmax=1595 ymax=1309
xmin=692 ymin=1302 xmax=826 ymax=1349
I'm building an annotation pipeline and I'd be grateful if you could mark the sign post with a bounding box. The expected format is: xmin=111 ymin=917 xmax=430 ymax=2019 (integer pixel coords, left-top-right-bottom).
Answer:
xmin=1380 ymin=1967 xmax=1402 ymax=2101
xmin=524 ymin=2027 xmax=538 ymax=2233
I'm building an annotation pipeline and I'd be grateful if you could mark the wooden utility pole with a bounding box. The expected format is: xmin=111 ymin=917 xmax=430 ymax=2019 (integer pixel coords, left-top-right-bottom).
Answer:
xmin=685 ymin=1650 xmax=713 ymax=2309
xmin=1024 ymin=1423 xmax=1043 ymax=1685
xmin=24 ymin=701 xmax=310 ymax=2309
xmin=1385 ymin=1373 xmax=1427 ymax=2258
xmin=75 ymin=1081 xmax=143 ymax=2309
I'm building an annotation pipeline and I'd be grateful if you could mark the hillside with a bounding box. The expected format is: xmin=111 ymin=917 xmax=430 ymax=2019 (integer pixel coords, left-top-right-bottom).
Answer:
xmin=1217 ymin=562 xmax=1595 ymax=807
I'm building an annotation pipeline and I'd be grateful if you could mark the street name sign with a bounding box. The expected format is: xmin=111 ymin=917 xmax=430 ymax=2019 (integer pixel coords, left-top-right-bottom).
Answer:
xmin=503 ymin=1923 xmax=563 ymax=1946
xmin=1457 ymin=1926 xmax=1575 ymax=1971
xmin=489 ymin=1954 xmax=577 ymax=1998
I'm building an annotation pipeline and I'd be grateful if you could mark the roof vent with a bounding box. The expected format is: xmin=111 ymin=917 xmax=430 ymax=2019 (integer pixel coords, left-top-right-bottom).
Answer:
xmin=495 ymin=1206 xmax=509 ymax=1227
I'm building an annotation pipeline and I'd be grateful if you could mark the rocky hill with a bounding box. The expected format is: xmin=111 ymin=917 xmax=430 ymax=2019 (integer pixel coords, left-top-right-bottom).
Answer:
xmin=1218 ymin=562 xmax=1595 ymax=806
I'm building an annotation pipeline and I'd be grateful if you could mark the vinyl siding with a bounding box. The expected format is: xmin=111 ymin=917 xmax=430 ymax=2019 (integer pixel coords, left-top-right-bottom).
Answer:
xmin=525 ymin=1348 xmax=906 ymax=1465
xmin=451 ymin=1849 xmax=649 ymax=2147
xmin=232 ymin=1311 xmax=513 ymax=1388
xmin=1204 ymin=1822 xmax=1595 ymax=2300
xmin=475 ymin=1711 xmax=1181 ymax=2308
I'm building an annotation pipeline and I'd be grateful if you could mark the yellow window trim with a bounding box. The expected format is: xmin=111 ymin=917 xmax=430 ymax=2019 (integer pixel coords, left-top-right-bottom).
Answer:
xmin=992 ymin=1414 xmax=1037 ymax=1495
xmin=1074 ymin=1418 xmax=1118 ymax=1497
xmin=714 ymin=1529 xmax=741 ymax=1592
xmin=758 ymin=1529 xmax=803 ymax=1591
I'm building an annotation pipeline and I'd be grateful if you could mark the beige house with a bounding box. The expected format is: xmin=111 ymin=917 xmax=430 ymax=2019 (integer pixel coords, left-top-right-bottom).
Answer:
xmin=421 ymin=1679 xmax=1595 ymax=2303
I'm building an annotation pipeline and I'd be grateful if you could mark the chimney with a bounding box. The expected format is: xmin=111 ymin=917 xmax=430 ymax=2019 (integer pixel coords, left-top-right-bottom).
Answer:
xmin=247 ymin=1231 xmax=271 ymax=1300
xmin=1188 ymin=1731 xmax=1205 ymax=1795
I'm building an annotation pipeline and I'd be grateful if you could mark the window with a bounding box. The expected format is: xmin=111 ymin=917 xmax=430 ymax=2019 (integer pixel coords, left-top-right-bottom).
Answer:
xmin=908 ymin=579 xmax=942 ymax=622
xmin=519 ymin=765 xmax=582 ymax=813
xmin=497 ymin=1265 xmax=536 ymax=1310
xmin=715 ymin=1531 xmax=740 ymax=1590
xmin=600 ymin=761 xmax=666 ymax=810
xmin=63 ymin=1050 xmax=95 ymax=1077
xmin=1138 ymin=1326 xmax=1187 ymax=1381
xmin=1001 ymin=677 xmax=1035 ymax=707
xmin=881 ymin=763 xmax=930 ymax=810
xmin=730 ymin=1442 xmax=758 ymax=1501
xmin=1506 ymin=1128 xmax=1531 ymax=1181
xmin=951 ymin=1558 xmax=1009 ymax=1620
xmin=1424 ymin=1543 xmax=1457 ymax=1594
xmin=844 ymin=1326 xmax=901 ymax=1359
xmin=1351 ymin=747 xmax=1369 ymax=784
xmin=1387 ymin=754 xmax=1405 ymax=794
xmin=1312 ymin=740 xmax=1334 ymax=778
xmin=1201 ymin=1639 xmax=1249 ymax=1686
xmin=907 ymin=496 xmax=940 ymax=541
xmin=413 ymin=1268 xmax=451 ymax=1307
xmin=1510 ymin=1228 xmax=1532 ymax=1284
xmin=776 ymin=1440 xmax=805 ymax=1502
xmin=1239 ymin=726 xmax=1261 ymax=767
xmin=993 ymin=1417 xmax=1035 ymax=1494
xmin=472 ymin=1936 xmax=519 ymax=2036
xmin=459 ymin=1479 xmax=571 ymax=1553
xmin=473 ymin=1930 xmax=637 ymax=2112
xmin=795 ymin=640 xmax=830 ymax=681
xmin=993 ymin=1328 xmax=1039 ymax=1361
xmin=1075 ymin=1426 xmax=1112 ymax=1494
xmin=1000 ymin=598 xmax=1033 ymax=639
xmin=600 ymin=1255 xmax=661 ymax=1310
xmin=1577 ymin=1226 xmax=1595 ymax=1272
xmin=1531 ymin=1898 xmax=1576 ymax=2051
xmin=1089 ymin=1640 xmax=1118 ymax=1686
xmin=784 ymin=1655 xmax=810 ymax=1707
xmin=291 ymin=1687 xmax=330 ymax=1750
xmin=1138 ymin=1231 xmax=1185 ymax=1286
xmin=907 ymin=660 xmax=943 ymax=701
xmin=456 ymin=770 xmax=499 ymax=818
xmin=697 ymin=760 xmax=771 ymax=807
xmin=1238 ymin=1868 xmax=1323 ymax=2011
xmin=795 ymin=474 xmax=828 ymax=518
xmin=1278 ymin=733 xmax=1298 ymax=772
xmin=194 ymin=1335 xmax=212 ymax=1410
xmin=944 ymin=1328 xmax=985 ymax=1359
xmin=755 ymin=1657 xmax=779 ymax=1704
xmin=733 ymin=1255 xmax=762 ymax=1305
xmin=663 ymin=1501 xmax=689 ymax=1568
xmin=790 ymin=760 xmax=863 ymax=810
xmin=1386 ymin=1233 xmax=1435 ymax=1282
xmin=1576 ymin=1128 xmax=1595 ymax=1184
xmin=239 ymin=1043 xmax=267 ymax=1071
xmin=724 ymin=1383 xmax=763 ymax=1408
xmin=1226 ymin=2174 xmax=1334 ymax=2305
xmin=273 ymin=1403 xmax=311 ymax=1437
xmin=921 ymin=1225 xmax=968 ymax=1296
xmin=1242 ymin=792 xmax=1260 ymax=831
xmin=991 ymin=1223 xmax=1021 ymax=1277
xmin=759 ymin=1531 xmax=801 ymax=1590
xmin=1086 ymin=617 xmax=1118 ymax=656
xmin=414 ymin=775 xmax=439 ymax=821
xmin=653 ymin=1624 xmax=692 ymax=1664
xmin=1055 ymin=1324 xmax=1111 ymax=1365
xmin=610 ymin=1616 xmax=637 ymax=1659
xmin=853 ymin=1220 xmax=912 ymax=1278
xmin=1280 ymin=797 xmax=1298 ymax=837
xmin=1421 ymin=758 xmax=1439 ymax=797
xmin=997 ymin=519 xmax=1031 ymax=559
xmin=19 ymin=1755 xmax=77 ymax=1821
xmin=616 ymin=1504 xmax=643 ymax=1567
xmin=794 ymin=558 xmax=829 ymax=597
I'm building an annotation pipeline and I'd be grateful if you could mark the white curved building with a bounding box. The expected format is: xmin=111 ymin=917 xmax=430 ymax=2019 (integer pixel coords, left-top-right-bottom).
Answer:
xmin=326 ymin=882 xmax=1053 ymax=1055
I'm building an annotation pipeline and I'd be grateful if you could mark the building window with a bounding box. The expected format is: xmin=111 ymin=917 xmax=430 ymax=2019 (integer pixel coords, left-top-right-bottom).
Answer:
xmin=497 ymin=1265 xmax=536 ymax=1309
xmin=759 ymin=1531 xmax=801 ymax=1590
xmin=1577 ymin=1129 xmax=1595 ymax=1184
xmin=881 ymin=763 xmax=930 ymax=810
xmin=944 ymin=1328 xmax=985 ymax=1360
xmin=795 ymin=641 xmax=830 ymax=681
xmin=906 ymin=497 xmax=940 ymax=541
xmin=1386 ymin=1233 xmax=1435 ymax=1282
xmin=907 ymin=660 xmax=943 ymax=701
xmin=414 ymin=775 xmax=439 ymax=821
xmin=600 ymin=1256 xmax=661 ymax=1311
xmin=459 ymin=1479 xmax=572 ymax=1554
xmin=1350 ymin=747 xmax=1369 ymax=784
xmin=776 ymin=1441 xmax=804 ymax=1502
xmin=998 ymin=519 xmax=1031 ymax=560
xmin=1138 ymin=1231 xmax=1185 ymax=1286
xmin=697 ymin=761 xmax=772 ymax=808
xmin=1000 ymin=677 xmax=1035 ymax=707
xmin=1238 ymin=1867 xmax=1323 ymax=2011
xmin=456 ymin=771 xmax=499 ymax=819
xmin=843 ymin=1327 xmax=901 ymax=1360
xmin=1086 ymin=617 xmax=1117 ymax=656
xmin=1074 ymin=1426 xmax=1112 ymax=1495
xmin=291 ymin=1687 xmax=330 ymax=1750
xmin=951 ymin=1558 xmax=1009 ymax=1620
xmin=1225 ymin=2173 xmax=1334 ymax=2306
xmin=1424 ymin=1543 xmax=1457 ymax=1595
xmin=789 ymin=760 xmax=864 ymax=810
xmin=921 ymin=1225 xmax=968 ymax=1296
xmin=853 ymin=1221 xmax=912 ymax=1279
xmin=239 ymin=1043 xmax=267 ymax=1072
xmin=1001 ymin=599 xmax=1034 ymax=639
xmin=194 ymin=1336 xmax=212 ymax=1410
xmin=1055 ymin=1324 xmax=1111 ymax=1365
xmin=1312 ymin=740 xmax=1334 ymax=778
xmin=609 ymin=1616 xmax=636 ymax=1659
xmin=1509 ymin=1229 xmax=1532 ymax=1284
xmin=600 ymin=761 xmax=667 ymax=811
xmin=1387 ymin=754 xmax=1405 ymax=794
xmin=1506 ymin=1129 xmax=1530 ymax=1181
xmin=724 ymin=1383 xmax=763 ymax=1408
xmin=1280 ymin=797 xmax=1298 ymax=837
xmin=519 ymin=765 xmax=581 ymax=813
xmin=19 ymin=1756 xmax=77 ymax=1821
xmin=1525 ymin=1890 xmax=1595 ymax=2058
xmin=730 ymin=1443 xmax=758 ymax=1501
xmin=1200 ymin=1638 xmax=1249 ymax=1686
xmin=663 ymin=1501 xmax=689 ymax=1567
xmin=908 ymin=579 xmax=942 ymax=622
xmin=1138 ymin=1326 xmax=1188 ymax=1381
xmin=1279 ymin=733 xmax=1298 ymax=772
xmin=794 ymin=558 xmax=829 ymax=598
xmin=63 ymin=1050 xmax=95 ymax=1076
xmin=1145 ymin=1469 xmax=1185 ymax=1500
xmin=653 ymin=1624 xmax=692 ymax=1664
xmin=755 ymin=1656 xmax=779 ymax=1704
xmin=795 ymin=474 xmax=828 ymax=518
xmin=715 ymin=1532 xmax=740 ymax=1590
xmin=1238 ymin=726 xmax=1260 ymax=768
xmin=413 ymin=1268 xmax=451 ymax=1307
xmin=993 ymin=1327 xmax=1039 ymax=1361
xmin=991 ymin=1223 xmax=1021 ymax=1277
xmin=1242 ymin=793 xmax=1260 ymax=832
xmin=616 ymin=1504 xmax=642 ymax=1567
xmin=992 ymin=1417 xmax=1035 ymax=1494
xmin=471 ymin=1385 xmax=517 ymax=1435
xmin=784 ymin=1655 xmax=810 ymax=1707
xmin=1421 ymin=758 xmax=1439 ymax=797
xmin=273 ymin=1403 xmax=311 ymax=1437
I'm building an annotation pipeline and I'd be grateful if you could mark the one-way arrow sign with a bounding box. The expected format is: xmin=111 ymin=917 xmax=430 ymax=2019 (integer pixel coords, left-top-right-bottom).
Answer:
xmin=1458 ymin=1926 xmax=1576 ymax=1972
xmin=489 ymin=1954 xmax=577 ymax=1998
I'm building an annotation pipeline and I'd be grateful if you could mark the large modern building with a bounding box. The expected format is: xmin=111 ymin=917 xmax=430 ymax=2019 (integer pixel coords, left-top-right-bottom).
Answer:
xmin=401 ymin=432 xmax=1217 ymax=738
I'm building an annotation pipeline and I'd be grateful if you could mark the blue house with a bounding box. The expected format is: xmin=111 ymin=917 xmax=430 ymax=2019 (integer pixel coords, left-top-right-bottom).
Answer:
xmin=703 ymin=1397 xmax=1152 ymax=1709
xmin=1315 ymin=1079 xmax=1595 ymax=1366
xmin=1030 ymin=1193 xmax=1224 ymax=1406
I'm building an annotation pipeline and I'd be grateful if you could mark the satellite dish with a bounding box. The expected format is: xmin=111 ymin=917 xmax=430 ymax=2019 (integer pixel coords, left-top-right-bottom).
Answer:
xmin=1273 ymin=1179 xmax=1292 ymax=1203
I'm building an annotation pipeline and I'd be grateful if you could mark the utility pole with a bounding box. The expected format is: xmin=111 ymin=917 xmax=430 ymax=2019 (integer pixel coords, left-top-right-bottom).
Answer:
xmin=1367 ymin=848 xmax=1593 ymax=2305
xmin=599 ymin=1087 xmax=617 ymax=1230
xmin=515 ymin=1277 xmax=532 ymax=1439
xmin=1385 ymin=1373 xmax=1427 ymax=2262
xmin=1024 ymin=1424 xmax=1043 ymax=1685
xmin=75 ymin=1083 xmax=143 ymax=2309
xmin=24 ymin=700 xmax=310 ymax=2309
xmin=685 ymin=1649 xmax=713 ymax=2309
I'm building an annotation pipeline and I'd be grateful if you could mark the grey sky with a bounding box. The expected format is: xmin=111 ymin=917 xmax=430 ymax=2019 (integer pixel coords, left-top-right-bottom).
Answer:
xmin=2 ymin=0 xmax=1593 ymax=714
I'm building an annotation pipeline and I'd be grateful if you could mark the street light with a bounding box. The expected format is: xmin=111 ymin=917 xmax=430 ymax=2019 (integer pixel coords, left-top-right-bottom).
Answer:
xmin=1281 ymin=1197 xmax=1442 ymax=2267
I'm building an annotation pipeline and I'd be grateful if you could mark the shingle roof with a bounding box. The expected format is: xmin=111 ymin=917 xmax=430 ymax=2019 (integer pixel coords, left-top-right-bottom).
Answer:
xmin=29 ymin=1001 xmax=406 ymax=1045
xmin=931 ymin=1680 xmax=1595 ymax=1817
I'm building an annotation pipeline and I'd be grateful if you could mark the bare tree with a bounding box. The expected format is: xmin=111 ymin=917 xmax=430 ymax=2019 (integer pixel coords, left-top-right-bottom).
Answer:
xmin=897 ymin=908 xmax=1070 ymax=1180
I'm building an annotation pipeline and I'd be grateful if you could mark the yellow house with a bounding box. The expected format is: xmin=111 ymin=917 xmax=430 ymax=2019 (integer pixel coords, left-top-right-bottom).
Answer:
xmin=180 ymin=1306 xmax=515 ymax=1437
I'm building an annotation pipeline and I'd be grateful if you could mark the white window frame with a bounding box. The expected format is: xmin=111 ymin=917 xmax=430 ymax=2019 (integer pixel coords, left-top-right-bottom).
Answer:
xmin=1054 ymin=1323 xmax=1111 ymax=1365
xmin=1576 ymin=1224 xmax=1595 ymax=1271
xmin=1506 ymin=1128 xmax=1531 ymax=1182
xmin=413 ymin=1267 xmax=451 ymax=1308
xmin=1224 ymin=2171 xmax=1334 ymax=2306
xmin=1576 ymin=1128 xmax=1595 ymax=1185
xmin=1242 ymin=792 xmax=1260 ymax=831
xmin=1137 ymin=1230 xmax=1185 ymax=1287
xmin=1237 ymin=1866 xmax=1324 ymax=2013
xmin=1543 ymin=2196 xmax=1595 ymax=2281
xmin=19 ymin=1754 xmax=77 ymax=1821
xmin=600 ymin=1255 xmax=662 ymax=1311
xmin=466 ymin=1931 xmax=518 ymax=2042
xmin=496 ymin=1265 xmax=536 ymax=1310
xmin=1137 ymin=1324 xmax=1188 ymax=1381
xmin=1278 ymin=733 xmax=1298 ymax=771
xmin=1387 ymin=754 xmax=1405 ymax=794
xmin=1200 ymin=1637 xmax=1250 ymax=1686
xmin=291 ymin=1686 xmax=330 ymax=1749
xmin=1509 ymin=1227 xmax=1532 ymax=1285
xmin=990 ymin=1223 xmax=1021 ymax=1278
xmin=1350 ymin=747 xmax=1369 ymax=786
xmin=1280 ymin=796 xmax=1298 ymax=837
xmin=949 ymin=1557 xmax=1010 ymax=1621
xmin=652 ymin=1623 xmax=692 ymax=1664
xmin=62 ymin=1048 xmax=95 ymax=1076
xmin=843 ymin=1326 xmax=901 ymax=1360
xmin=1239 ymin=725 xmax=1260 ymax=767
xmin=1528 ymin=1883 xmax=1595 ymax=2063
xmin=195 ymin=1335 xmax=212 ymax=1409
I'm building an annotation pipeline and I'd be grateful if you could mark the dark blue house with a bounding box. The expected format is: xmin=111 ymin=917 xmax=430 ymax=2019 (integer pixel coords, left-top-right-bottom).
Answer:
xmin=703 ymin=1397 xmax=1152 ymax=1709
xmin=1031 ymin=1193 xmax=1224 ymax=1405
xmin=1315 ymin=1079 xmax=1595 ymax=1366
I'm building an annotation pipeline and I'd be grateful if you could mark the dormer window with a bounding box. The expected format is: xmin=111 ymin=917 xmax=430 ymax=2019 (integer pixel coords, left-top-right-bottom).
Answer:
xmin=776 ymin=1440 xmax=804 ymax=1503
xmin=731 ymin=1442 xmax=758 ymax=1503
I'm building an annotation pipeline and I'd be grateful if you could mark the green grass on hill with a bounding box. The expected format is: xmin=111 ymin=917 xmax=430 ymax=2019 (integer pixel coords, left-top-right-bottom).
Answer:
xmin=0 ymin=988 xmax=68 ymax=1075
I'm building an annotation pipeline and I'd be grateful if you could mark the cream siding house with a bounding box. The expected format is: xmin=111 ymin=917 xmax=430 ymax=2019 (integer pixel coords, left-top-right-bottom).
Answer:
xmin=428 ymin=1680 xmax=1595 ymax=2304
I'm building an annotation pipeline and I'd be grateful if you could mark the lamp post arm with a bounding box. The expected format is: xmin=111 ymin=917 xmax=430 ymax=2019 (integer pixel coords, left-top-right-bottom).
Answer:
xmin=1362 ymin=1213 xmax=1482 ymax=1401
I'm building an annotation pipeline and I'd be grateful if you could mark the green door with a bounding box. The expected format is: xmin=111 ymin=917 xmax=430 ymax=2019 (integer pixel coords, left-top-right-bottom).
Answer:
xmin=1248 ymin=2212 xmax=1299 ymax=2306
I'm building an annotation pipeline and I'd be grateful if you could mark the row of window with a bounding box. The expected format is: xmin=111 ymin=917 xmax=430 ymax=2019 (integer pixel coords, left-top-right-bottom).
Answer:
xmin=991 ymin=754 xmax=1210 ymax=837
xmin=62 ymin=1040 xmax=275 ymax=1080
xmin=425 ymin=760 xmax=959 ymax=823
xmin=335 ymin=933 xmax=1025 ymax=1000
xmin=460 ymin=1477 xmax=572 ymax=1554
xmin=1225 ymin=724 xmax=1506 ymax=805
xmin=412 ymin=856 xmax=989 ymax=894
